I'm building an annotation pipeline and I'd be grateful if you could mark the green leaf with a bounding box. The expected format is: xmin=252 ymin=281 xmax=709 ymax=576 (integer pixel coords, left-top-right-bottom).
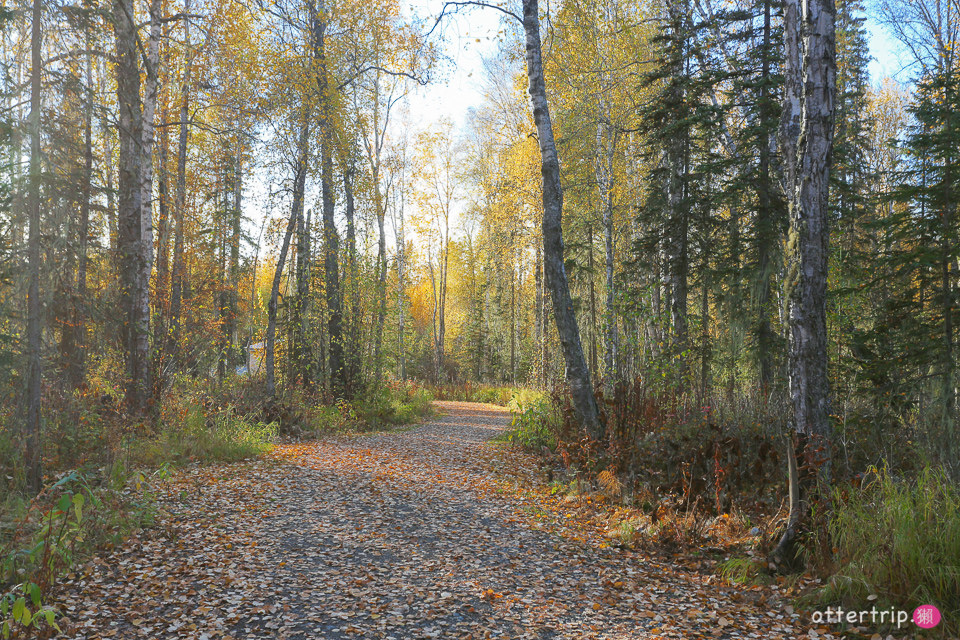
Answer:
xmin=20 ymin=608 xmax=31 ymax=627
xmin=1 ymin=596 xmax=8 ymax=616
xmin=2 ymin=620 xmax=10 ymax=639
xmin=72 ymin=493 xmax=84 ymax=522
xmin=11 ymin=598 xmax=24 ymax=624
xmin=57 ymin=494 xmax=71 ymax=513
xmin=28 ymin=583 xmax=40 ymax=607
xmin=44 ymin=609 xmax=55 ymax=627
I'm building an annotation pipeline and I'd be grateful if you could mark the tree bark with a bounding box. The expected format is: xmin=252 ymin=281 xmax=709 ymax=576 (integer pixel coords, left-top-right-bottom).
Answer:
xmin=229 ymin=151 xmax=242 ymax=369
xmin=601 ymin=128 xmax=618 ymax=384
xmin=756 ymin=0 xmax=775 ymax=389
xmin=66 ymin=30 xmax=95 ymax=388
xmin=394 ymin=187 xmax=406 ymax=381
xmin=342 ymin=161 xmax=359 ymax=389
xmin=25 ymin=0 xmax=43 ymax=495
xmin=141 ymin=0 xmax=161 ymax=295
xmin=292 ymin=139 xmax=310 ymax=386
xmin=774 ymin=0 xmax=836 ymax=568
xmin=373 ymin=179 xmax=388 ymax=386
xmin=780 ymin=0 xmax=801 ymax=198
xmin=114 ymin=0 xmax=151 ymax=414
xmin=523 ymin=0 xmax=601 ymax=438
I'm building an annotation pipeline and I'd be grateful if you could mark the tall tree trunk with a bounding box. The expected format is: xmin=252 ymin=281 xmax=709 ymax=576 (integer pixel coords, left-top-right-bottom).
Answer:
xmin=67 ymin=33 xmax=95 ymax=388
xmin=100 ymin=57 xmax=117 ymax=260
xmin=169 ymin=0 xmax=192 ymax=368
xmin=588 ymin=223 xmax=598 ymax=376
xmin=292 ymin=140 xmax=310 ymax=386
xmin=523 ymin=0 xmax=601 ymax=438
xmin=141 ymin=0 xmax=161 ymax=297
xmin=773 ymin=0 xmax=836 ymax=568
xmin=780 ymin=0 xmax=801 ymax=198
xmin=343 ymin=163 xmax=359 ymax=389
xmin=373 ymin=178 xmax=388 ymax=386
xmin=229 ymin=151 xmax=242 ymax=368
xmin=267 ymin=123 xmax=308 ymax=398
xmin=311 ymin=0 xmax=345 ymax=398
xmin=24 ymin=0 xmax=43 ymax=495
xmin=602 ymin=129 xmax=618 ymax=384
xmin=153 ymin=98 xmax=171 ymax=399
xmin=114 ymin=0 xmax=151 ymax=414
xmin=510 ymin=249 xmax=516 ymax=383
xmin=437 ymin=216 xmax=449 ymax=381
xmin=755 ymin=0 xmax=775 ymax=390
xmin=667 ymin=128 xmax=689 ymax=364
xmin=395 ymin=193 xmax=406 ymax=381
xmin=534 ymin=242 xmax=543 ymax=386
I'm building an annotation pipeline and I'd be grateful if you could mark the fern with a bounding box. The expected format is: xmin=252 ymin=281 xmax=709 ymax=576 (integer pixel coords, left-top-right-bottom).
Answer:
xmin=598 ymin=469 xmax=622 ymax=500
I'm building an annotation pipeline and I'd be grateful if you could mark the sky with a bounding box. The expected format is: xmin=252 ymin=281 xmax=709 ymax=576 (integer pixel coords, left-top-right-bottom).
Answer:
xmin=404 ymin=1 xmax=504 ymax=133
xmin=406 ymin=4 xmax=913 ymax=139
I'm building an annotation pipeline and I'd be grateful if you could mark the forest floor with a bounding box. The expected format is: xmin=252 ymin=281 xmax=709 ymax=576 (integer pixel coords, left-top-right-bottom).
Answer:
xmin=53 ymin=401 xmax=817 ymax=640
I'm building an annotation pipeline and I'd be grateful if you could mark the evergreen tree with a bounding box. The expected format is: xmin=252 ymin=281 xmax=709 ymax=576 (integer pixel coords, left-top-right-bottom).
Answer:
xmin=633 ymin=0 xmax=727 ymax=384
xmin=720 ymin=0 xmax=787 ymax=390
xmin=886 ymin=67 xmax=960 ymax=458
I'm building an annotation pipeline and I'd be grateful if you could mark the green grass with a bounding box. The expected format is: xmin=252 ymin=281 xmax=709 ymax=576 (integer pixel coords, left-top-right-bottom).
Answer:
xmin=131 ymin=405 xmax=277 ymax=467
xmin=717 ymin=557 xmax=767 ymax=586
xmin=813 ymin=465 xmax=960 ymax=635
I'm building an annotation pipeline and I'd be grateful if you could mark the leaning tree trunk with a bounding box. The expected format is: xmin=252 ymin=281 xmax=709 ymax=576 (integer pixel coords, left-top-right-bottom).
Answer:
xmin=24 ymin=0 xmax=43 ymax=495
xmin=266 ymin=122 xmax=308 ymax=398
xmin=113 ymin=0 xmax=151 ymax=415
xmin=522 ymin=0 xmax=601 ymax=438
xmin=773 ymin=0 xmax=836 ymax=569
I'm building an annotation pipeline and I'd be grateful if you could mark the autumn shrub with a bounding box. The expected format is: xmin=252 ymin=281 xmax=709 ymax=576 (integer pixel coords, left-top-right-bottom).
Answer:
xmin=550 ymin=382 xmax=786 ymax=517
xmin=811 ymin=465 xmax=960 ymax=635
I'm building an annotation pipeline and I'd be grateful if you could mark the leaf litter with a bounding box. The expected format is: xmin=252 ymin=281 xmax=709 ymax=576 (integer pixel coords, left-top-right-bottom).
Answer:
xmin=53 ymin=401 xmax=815 ymax=639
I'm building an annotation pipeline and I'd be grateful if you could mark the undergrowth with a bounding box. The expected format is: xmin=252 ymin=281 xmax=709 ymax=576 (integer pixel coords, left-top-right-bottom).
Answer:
xmin=1 ymin=466 xmax=162 ymax=637
xmin=808 ymin=465 xmax=960 ymax=636
xmin=504 ymin=378 xmax=959 ymax=636
xmin=426 ymin=382 xmax=534 ymax=407
xmin=499 ymin=392 xmax=555 ymax=450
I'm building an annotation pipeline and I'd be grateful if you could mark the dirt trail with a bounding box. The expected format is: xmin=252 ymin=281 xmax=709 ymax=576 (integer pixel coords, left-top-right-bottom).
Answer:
xmin=57 ymin=401 xmax=803 ymax=639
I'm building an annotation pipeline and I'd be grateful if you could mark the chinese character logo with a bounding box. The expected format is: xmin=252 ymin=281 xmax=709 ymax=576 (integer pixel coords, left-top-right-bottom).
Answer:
xmin=913 ymin=604 xmax=941 ymax=629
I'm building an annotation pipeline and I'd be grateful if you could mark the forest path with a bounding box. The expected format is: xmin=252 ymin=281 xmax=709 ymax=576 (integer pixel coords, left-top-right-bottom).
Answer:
xmin=56 ymin=401 xmax=804 ymax=639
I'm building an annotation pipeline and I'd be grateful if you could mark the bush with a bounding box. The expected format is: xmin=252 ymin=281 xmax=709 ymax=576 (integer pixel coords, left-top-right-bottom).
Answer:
xmin=500 ymin=394 xmax=556 ymax=450
xmin=354 ymin=381 xmax=434 ymax=429
xmin=813 ymin=465 xmax=960 ymax=635
xmin=132 ymin=404 xmax=276 ymax=466
xmin=426 ymin=382 xmax=533 ymax=407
